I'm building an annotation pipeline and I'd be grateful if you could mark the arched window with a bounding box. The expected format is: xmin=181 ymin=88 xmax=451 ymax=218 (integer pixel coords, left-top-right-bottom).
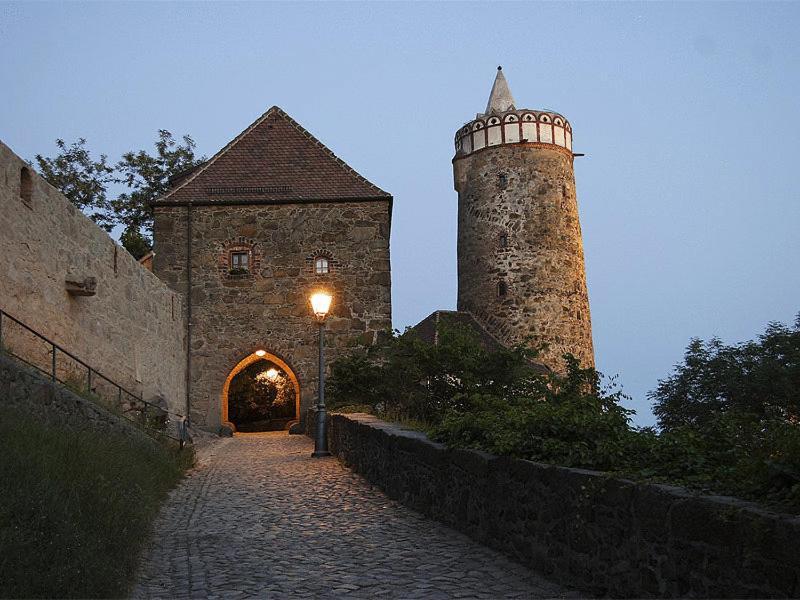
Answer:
xmin=499 ymin=233 xmax=508 ymax=249
xmin=315 ymin=256 xmax=329 ymax=274
xmin=498 ymin=281 xmax=507 ymax=297
xmin=20 ymin=167 xmax=32 ymax=204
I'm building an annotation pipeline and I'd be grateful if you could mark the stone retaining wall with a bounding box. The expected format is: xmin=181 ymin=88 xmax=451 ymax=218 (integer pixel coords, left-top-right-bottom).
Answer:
xmin=0 ymin=353 xmax=164 ymax=451
xmin=0 ymin=141 xmax=186 ymax=414
xmin=308 ymin=409 xmax=800 ymax=598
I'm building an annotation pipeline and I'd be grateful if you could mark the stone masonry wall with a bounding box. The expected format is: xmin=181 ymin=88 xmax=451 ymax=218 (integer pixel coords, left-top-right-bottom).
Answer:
xmin=310 ymin=411 xmax=800 ymax=598
xmin=153 ymin=201 xmax=391 ymax=430
xmin=0 ymin=141 xmax=186 ymax=414
xmin=454 ymin=144 xmax=594 ymax=371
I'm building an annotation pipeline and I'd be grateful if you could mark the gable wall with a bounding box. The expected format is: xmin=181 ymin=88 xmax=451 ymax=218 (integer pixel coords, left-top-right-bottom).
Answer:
xmin=153 ymin=200 xmax=391 ymax=429
xmin=0 ymin=141 xmax=187 ymax=414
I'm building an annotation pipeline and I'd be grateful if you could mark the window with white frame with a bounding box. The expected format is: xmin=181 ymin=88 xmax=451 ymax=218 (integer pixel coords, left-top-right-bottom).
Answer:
xmin=230 ymin=251 xmax=249 ymax=271
xmin=315 ymin=256 xmax=329 ymax=274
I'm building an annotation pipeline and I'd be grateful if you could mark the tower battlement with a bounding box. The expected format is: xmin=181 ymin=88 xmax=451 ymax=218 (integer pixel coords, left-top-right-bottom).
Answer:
xmin=455 ymin=109 xmax=573 ymax=158
xmin=454 ymin=67 xmax=573 ymax=159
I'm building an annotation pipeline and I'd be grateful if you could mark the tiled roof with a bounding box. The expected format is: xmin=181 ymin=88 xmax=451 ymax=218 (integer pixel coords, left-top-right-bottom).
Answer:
xmin=154 ymin=106 xmax=390 ymax=205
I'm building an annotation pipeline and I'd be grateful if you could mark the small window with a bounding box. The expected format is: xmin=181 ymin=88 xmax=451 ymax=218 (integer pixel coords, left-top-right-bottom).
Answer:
xmin=315 ymin=256 xmax=329 ymax=274
xmin=499 ymin=233 xmax=508 ymax=249
xmin=230 ymin=251 xmax=249 ymax=271
xmin=20 ymin=167 xmax=32 ymax=204
xmin=498 ymin=173 xmax=508 ymax=189
xmin=498 ymin=281 xmax=507 ymax=297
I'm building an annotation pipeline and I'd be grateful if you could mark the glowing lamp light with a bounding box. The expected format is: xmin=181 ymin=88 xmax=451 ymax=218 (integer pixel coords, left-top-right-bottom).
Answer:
xmin=265 ymin=368 xmax=279 ymax=381
xmin=310 ymin=292 xmax=333 ymax=319
xmin=255 ymin=349 xmax=267 ymax=357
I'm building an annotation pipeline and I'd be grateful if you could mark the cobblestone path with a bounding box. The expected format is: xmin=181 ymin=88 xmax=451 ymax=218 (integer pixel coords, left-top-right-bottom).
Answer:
xmin=134 ymin=433 xmax=576 ymax=599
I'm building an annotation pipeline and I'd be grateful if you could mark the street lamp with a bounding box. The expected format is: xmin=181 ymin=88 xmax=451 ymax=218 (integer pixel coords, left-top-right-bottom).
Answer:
xmin=310 ymin=291 xmax=333 ymax=457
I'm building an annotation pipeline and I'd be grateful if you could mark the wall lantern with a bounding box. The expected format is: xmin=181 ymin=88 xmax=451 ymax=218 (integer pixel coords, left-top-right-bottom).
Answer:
xmin=310 ymin=292 xmax=333 ymax=320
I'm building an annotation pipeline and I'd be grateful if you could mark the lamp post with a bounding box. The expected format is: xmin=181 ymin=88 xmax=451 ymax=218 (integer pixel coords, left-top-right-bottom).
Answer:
xmin=310 ymin=291 xmax=333 ymax=458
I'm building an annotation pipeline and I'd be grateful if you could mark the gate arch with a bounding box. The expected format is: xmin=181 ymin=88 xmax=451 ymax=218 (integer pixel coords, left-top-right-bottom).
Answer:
xmin=220 ymin=350 xmax=301 ymax=432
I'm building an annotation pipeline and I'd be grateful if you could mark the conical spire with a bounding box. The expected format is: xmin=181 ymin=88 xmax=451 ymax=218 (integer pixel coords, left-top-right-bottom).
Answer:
xmin=485 ymin=66 xmax=516 ymax=114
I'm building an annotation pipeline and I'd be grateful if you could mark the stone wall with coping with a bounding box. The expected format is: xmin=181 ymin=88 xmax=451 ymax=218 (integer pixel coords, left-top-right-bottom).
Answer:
xmin=309 ymin=410 xmax=800 ymax=598
xmin=0 ymin=141 xmax=186 ymax=415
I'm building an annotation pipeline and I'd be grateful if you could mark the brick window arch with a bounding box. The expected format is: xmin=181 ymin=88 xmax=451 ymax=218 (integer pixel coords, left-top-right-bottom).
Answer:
xmin=219 ymin=238 xmax=261 ymax=280
xmin=306 ymin=249 xmax=339 ymax=275
xmin=314 ymin=256 xmax=329 ymax=274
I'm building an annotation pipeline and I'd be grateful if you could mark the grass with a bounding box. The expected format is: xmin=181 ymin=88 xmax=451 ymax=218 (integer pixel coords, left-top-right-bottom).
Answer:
xmin=0 ymin=405 xmax=194 ymax=599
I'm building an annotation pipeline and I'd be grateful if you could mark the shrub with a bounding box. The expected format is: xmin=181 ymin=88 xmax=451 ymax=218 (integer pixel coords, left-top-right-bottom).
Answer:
xmin=329 ymin=324 xmax=635 ymax=470
xmin=329 ymin=315 xmax=800 ymax=512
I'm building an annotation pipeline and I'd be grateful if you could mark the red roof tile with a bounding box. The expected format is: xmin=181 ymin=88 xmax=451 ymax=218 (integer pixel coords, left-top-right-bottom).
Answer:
xmin=155 ymin=106 xmax=390 ymax=205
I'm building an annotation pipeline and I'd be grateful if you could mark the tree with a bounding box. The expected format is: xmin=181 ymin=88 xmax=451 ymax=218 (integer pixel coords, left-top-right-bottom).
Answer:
xmin=119 ymin=228 xmax=153 ymax=261
xmin=650 ymin=315 xmax=800 ymax=431
xmin=34 ymin=131 xmax=203 ymax=258
xmin=111 ymin=130 xmax=202 ymax=254
xmin=35 ymin=139 xmax=115 ymax=230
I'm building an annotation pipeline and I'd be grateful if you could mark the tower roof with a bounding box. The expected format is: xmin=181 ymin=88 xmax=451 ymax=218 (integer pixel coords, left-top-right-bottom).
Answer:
xmin=485 ymin=66 xmax=516 ymax=115
xmin=154 ymin=106 xmax=390 ymax=206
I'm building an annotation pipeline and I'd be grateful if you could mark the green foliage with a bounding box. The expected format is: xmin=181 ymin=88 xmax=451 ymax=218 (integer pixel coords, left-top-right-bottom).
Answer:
xmin=0 ymin=406 xmax=193 ymax=598
xmin=119 ymin=227 xmax=153 ymax=260
xmin=433 ymin=361 xmax=636 ymax=471
xmin=111 ymin=130 xmax=202 ymax=249
xmin=644 ymin=315 xmax=800 ymax=508
xmin=328 ymin=324 xmax=635 ymax=470
xmin=651 ymin=316 xmax=800 ymax=430
xmin=34 ymin=139 xmax=115 ymax=230
xmin=328 ymin=316 xmax=800 ymax=512
xmin=34 ymin=131 xmax=204 ymax=257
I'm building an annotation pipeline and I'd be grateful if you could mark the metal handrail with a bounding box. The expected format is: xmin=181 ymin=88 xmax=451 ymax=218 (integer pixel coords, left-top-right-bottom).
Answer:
xmin=0 ymin=307 xmax=190 ymax=448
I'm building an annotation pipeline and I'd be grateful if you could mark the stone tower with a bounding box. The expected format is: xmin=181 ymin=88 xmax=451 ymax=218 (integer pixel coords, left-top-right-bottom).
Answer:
xmin=452 ymin=67 xmax=594 ymax=370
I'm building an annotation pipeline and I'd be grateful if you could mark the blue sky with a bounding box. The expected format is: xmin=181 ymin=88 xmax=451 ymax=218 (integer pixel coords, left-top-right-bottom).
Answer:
xmin=2 ymin=2 xmax=798 ymax=425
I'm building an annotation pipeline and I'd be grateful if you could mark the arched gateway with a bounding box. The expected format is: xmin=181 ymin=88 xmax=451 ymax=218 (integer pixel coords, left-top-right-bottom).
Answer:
xmin=220 ymin=350 xmax=301 ymax=433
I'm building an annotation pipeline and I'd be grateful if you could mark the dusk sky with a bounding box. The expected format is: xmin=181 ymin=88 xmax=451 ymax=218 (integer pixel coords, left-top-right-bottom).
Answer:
xmin=2 ymin=2 xmax=798 ymax=425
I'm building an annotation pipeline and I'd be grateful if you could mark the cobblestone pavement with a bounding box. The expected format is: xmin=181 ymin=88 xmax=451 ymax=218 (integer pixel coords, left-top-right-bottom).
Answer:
xmin=133 ymin=433 xmax=578 ymax=599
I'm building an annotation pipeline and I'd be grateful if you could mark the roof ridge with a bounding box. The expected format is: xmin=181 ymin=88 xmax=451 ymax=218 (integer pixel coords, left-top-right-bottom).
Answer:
xmin=158 ymin=105 xmax=389 ymax=203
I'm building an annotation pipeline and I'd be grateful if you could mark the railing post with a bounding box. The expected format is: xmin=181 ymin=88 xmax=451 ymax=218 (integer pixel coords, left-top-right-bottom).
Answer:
xmin=51 ymin=345 xmax=56 ymax=382
xmin=87 ymin=367 xmax=92 ymax=395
